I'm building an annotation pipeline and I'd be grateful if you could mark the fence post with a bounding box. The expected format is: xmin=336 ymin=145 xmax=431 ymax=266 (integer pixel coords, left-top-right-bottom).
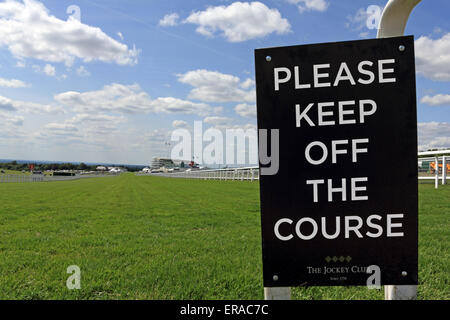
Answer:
xmin=378 ymin=0 xmax=421 ymax=301
xmin=435 ymin=156 xmax=439 ymax=189
xmin=385 ymin=285 xmax=417 ymax=300
xmin=264 ymin=287 xmax=291 ymax=300
xmin=442 ymin=156 xmax=447 ymax=185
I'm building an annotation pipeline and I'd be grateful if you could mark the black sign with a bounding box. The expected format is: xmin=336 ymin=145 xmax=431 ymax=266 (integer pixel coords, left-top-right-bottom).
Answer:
xmin=255 ymin=36 xmax=418 ymax=287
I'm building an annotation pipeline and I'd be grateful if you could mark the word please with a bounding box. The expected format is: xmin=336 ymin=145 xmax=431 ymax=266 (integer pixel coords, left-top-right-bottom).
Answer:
xmin=274 ymin=214 xmax=404 ymax=241
xmin=274 ymin=59 xmax=396 ymax=91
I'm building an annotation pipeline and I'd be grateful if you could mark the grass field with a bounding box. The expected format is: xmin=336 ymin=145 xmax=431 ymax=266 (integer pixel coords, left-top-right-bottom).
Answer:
xmin=0 ymin=174 xmax=448 ymax=300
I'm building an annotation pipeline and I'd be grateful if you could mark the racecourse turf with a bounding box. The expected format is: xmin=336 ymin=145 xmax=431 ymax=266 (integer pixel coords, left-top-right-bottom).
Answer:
xmin=0 ymin=174 xmax=448 ymax=299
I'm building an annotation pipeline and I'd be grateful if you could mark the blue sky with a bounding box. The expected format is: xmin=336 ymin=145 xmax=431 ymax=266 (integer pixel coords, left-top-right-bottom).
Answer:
xmin=0 ymin=0 xmax=448 ymax=165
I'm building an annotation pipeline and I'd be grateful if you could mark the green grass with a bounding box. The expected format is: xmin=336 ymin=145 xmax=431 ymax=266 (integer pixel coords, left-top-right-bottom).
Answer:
xmin=0 ymin=174 xmax=448 ymax=300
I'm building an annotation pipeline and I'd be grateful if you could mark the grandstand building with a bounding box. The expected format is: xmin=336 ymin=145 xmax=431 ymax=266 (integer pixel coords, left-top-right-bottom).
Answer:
xmin=150 ymin=157 xmax=197 ymax=170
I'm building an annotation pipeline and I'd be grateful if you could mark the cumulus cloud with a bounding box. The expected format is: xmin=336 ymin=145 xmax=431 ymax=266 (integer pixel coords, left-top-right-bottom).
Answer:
xmin=234 ymin=103 xmax=256 ymax=117
xmin=172 ymin=120 xmax=188 ymax=128
xmin=415 ymin=33 xmax=450 ymax=81
xmin=43 ymin=64 xmax=56 ymax=76
xmin=159 ymin=13 xmax=179 ymax=27
xmin=418 ymin=122 xmax=450 ymax=151
xmin=288 ymin=0 xmax=329 ymax=13
xmin=44 ymin=122 xmax=78 ymax=132
xmin=420 ymin=94 xmax=450 ymax=106
xmin=4 ymin=115 xmax=24 ymax=126
xmin=184 ymin=1 xmax=291 ymax=42
xmin=0 ymin=94 xmax=63 ymax=114
xmin=41 ymin=113 xmax=125 ymax=141
xmin=0 ymin=0 xmax=139 ymax=66
xmin=150 ymin=97 xmax=212 ymax=115
xmin=177 ymin=69 xmax=255 ymax=103
xmin=54 ymin=83 xmax=213 ymax=115
xmin=346 ymin=8 xmax=369 ymax=32
xmin=204 ymin=116 xmax=234 ymax=127
xmin=76 ymin=66 xmax=90 ymax=77
xmin=0 ymin=77 xmax=29 ymax=88
xmin=68 ymin=113 xmax=125 ymax=125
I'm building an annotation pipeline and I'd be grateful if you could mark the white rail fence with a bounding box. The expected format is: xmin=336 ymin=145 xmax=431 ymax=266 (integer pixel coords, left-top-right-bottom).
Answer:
xmin=147 ymin=150 xmax=450 ymax=188
xmin=151 ymin=167 xmax=260 ymax=181
xmin=0 ymin=174 xmax=44 ymax=183
xmin=0 ymin=173 xmax=120 ymax=184
xmin=418 ymin=151 xmax=449 ymax=189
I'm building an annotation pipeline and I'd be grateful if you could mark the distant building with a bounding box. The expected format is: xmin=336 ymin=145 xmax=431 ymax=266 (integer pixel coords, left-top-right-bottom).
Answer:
xmin=150 ymin=157 xmax=195 ymax=170
xmin=96 ymin=166 xmax=107 ymax=171
xmin=151 ymin=157 xmax=175 ymax=169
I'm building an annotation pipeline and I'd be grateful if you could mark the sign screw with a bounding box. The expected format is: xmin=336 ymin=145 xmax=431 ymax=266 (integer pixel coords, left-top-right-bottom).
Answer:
xmin=266 ymin=56 xmax=272 ymax=62
xmin=401 ymin=271 xmax=407 ymax=277
xmin=273 ymin=275 xmax=278 ymax=281
xmin=399 ymin=45 xmax=405 ymax=51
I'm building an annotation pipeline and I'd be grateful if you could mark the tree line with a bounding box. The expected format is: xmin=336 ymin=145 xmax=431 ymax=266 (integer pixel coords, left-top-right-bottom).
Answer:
xmin=0 ymin=161 xmax=144 ymax=172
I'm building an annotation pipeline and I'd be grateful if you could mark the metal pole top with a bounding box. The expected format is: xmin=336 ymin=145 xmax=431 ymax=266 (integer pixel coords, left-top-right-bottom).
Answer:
xmin=377 ymin=0 xmax=422 ymax=38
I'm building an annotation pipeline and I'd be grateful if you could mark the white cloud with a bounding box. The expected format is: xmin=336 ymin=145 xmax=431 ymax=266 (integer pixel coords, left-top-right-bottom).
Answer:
xmin=43 ymin=64 xmax=56 ymax=76
xmin=0 ymin=94 xmax=63 ymax=114
xmin=44 ymin=122 xmax=78 ymax=132
xmin=418 ymin=122 xmax=450 ymax=151
xmin=68 ymin=113 xmax=125 ymax=125
xmin=54 ymin=83 xmax=213 ymax=115
xmin=0 ymin=0 xmax=139 ymax=66
xmin=159 ymin=13 xmax=179 ymax=27
xmin=235 ymin=103 xmax=256 ymax=117
xmin=0 ymin=114 xmax=26 ymax=141
xmin=0 ymin=77 xmax=29 ymax=88
xmin=204 ymin=116 xmax=234 ymax=126
xmin=346 ymin=7 xmax=371 ymax=33
xmin=203 ymin=116 xmax=241 ymax=130
xmin=172 ymin=120 xmax=188 ymax=128
xmin=240 ymin=78 xmax=255 ymax=89
xmin=420 ymin=94 xmax=450 ymax=106
xmin=4 ymin=115 xmax=24 ymax=126
xmin=150 ymin=97 xmax=212 ymax=115
xmin=415 ymin=33 xmax=450 ymax=81
xmin=40 ymin=113 xmax=125 ymax=141
xmin=117 ymin=32 xmax=124 ymax=40
xmin=76 ymin=65 xmax=91 ymax=77
xmin=184 ymin=2 xmax=291 ymax=42
xmin=177 ymin=69 xmax=255 ymax=103
xmin=32 ymin=63 xmax=57 ymax=77
xmin=288 ymin=0 xmax=329 ymax=13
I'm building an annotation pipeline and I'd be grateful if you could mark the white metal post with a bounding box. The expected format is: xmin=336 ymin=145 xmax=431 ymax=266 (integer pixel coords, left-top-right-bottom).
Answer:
xmin=442 ymin=156 xmax=447 ymax=185
xmin=264 ymin=287 xmax=291 ymax=300
xmin=435 ymin=156 xmax=439 ymax=189
xmin=385 ymin=285 xmax=417 ymax=300
xmin=378 ymin=0 xmax=421 ymax=300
